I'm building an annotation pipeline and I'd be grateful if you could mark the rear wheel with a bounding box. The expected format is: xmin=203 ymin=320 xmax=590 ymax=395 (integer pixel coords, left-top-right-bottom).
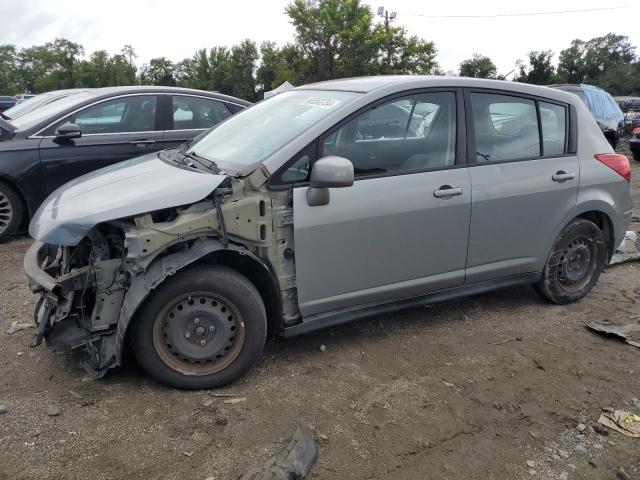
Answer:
xmin=536 ymin=218 xmax=605 ymax=304
xmin=131 ymin=264 xmax=267 ymax=389
xmin=0 ymin=181 xmax=23 ymax=243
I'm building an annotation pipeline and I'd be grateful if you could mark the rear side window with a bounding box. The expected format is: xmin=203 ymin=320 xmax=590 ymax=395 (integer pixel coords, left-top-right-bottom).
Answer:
xmin=171 ymin=96 xmax=232 ymax=130
xmin=470 ymin=93 xmax=540 ymax=162
xmin=539 ymin=102 xmax=566 ymax=156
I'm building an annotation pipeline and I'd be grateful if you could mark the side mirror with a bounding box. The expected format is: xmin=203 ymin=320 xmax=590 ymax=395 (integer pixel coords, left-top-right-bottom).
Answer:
xmin=306 ymin=156 xmax=354 ymax=206
xmin=54 ymin=123 xmax=82 ymax=143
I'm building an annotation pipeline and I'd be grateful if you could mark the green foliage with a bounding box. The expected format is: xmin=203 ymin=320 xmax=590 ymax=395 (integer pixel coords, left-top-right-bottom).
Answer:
xmin=2 ymin=5 xmax=639 ymax=100
xmin=515 ymin=50 xmax=555 ymax=85
xmin=459 ymin=54 xmax=497 ymax=79
xmin=557 ymin=33 xmax=636 ymax=84
xmin=140 ymin=57 xmax=177 ymax=86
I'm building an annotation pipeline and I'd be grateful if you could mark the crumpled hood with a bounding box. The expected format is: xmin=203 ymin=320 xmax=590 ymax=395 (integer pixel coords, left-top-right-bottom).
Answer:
xmin=30 ymin=152 xmax=227 ymax=246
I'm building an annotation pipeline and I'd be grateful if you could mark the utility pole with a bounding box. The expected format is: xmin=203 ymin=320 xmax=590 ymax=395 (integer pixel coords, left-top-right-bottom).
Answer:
xmin=377 ymin=6 xmax=397 ymax=72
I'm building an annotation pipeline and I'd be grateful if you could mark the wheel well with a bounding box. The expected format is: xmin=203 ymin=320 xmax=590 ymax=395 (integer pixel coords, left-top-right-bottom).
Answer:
xmin=206 ymin=250 xmax=282 ymax=338
xmin=576 ymin=211 xmax=614 ymax=260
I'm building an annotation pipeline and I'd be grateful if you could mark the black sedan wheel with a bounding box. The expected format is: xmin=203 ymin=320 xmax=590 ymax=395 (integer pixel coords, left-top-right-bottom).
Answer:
xmin=132 ymin=264 xmax=267 ymax=389
xmin=0 ymin=181 xmax=22 ymax=243
xmin=536 ymin=218 xmax=605 ymax=304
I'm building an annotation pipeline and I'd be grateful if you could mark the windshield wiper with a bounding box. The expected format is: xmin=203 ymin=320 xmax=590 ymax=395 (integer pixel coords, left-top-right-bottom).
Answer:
xmin=183 ymin=150 xmax=220 ymax=173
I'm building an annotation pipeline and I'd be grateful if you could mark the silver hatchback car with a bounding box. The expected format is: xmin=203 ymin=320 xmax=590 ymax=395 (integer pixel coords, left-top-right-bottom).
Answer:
xmin=24 ymin=77 xmax=632 ymax=389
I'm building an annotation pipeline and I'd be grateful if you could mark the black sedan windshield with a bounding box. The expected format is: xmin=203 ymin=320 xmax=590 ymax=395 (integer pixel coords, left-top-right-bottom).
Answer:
xmin=9 ymin=92 xmax=97 ymax=131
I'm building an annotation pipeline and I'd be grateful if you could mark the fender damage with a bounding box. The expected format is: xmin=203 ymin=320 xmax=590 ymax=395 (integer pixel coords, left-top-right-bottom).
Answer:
xmin=24 ymin=155 xmax=299 ymax=378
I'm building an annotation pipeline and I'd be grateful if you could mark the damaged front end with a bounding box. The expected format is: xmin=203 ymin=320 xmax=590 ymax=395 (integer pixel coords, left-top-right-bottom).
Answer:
xmin=24 ymin=153 xmax=300 ymax=379
xmin=25 ymin=226 xmax=127 ymax=377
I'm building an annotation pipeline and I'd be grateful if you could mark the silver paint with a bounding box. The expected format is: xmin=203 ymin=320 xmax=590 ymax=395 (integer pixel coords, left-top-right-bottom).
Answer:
xmin=29 ymin=152 xmax=227 ymax=245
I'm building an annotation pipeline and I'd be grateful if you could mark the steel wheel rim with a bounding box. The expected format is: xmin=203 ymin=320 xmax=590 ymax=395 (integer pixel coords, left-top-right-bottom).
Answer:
xmin=0 ymin=189 xmax=14 ymax=235
xmin=557 ymin=236 xmax=597 ymax=292
xmin=152 ymin=291 xmax=246 ymax=376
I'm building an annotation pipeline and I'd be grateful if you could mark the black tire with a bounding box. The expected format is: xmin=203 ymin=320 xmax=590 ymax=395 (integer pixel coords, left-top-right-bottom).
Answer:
xmin=0 ymin=181 xmax=23 ymax=243
xmin=536 ymin=218 xmax=605 ymax=304
xmin=633 ymin=151 xmax=640 ymax=162
xmin=131 ymin=264 xmax=267 ymax=389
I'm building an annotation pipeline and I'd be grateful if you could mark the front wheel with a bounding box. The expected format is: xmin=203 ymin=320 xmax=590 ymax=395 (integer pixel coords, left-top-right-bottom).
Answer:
xmin=131 ymin=264 xmax=267 ymax=389
xmin=536 ymin=218 xmax=605 ymax=304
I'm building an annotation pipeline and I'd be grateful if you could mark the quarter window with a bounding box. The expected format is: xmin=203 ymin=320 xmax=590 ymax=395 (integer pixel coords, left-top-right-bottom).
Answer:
xmin=321 ymin=92 xmax=457 ymax=177
xmin=71 ymin=96 xmax=157 ymax=134
xmin=539 ymin=102 xmax=567 ymax=156
xmin=470 ymin=93 xmax=540 ymax=162
xmin=171 ymin=96 xmax=232 ymax=130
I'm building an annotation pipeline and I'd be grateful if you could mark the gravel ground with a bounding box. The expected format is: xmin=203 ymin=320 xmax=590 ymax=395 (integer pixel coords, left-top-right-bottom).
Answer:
xmin=0 ymin=141 xmax=639 ymax=480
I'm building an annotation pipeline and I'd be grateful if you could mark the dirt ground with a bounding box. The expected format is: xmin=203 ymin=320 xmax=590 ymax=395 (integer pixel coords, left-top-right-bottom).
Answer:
xmin=1 ymin=141 xmax=639 ymax=480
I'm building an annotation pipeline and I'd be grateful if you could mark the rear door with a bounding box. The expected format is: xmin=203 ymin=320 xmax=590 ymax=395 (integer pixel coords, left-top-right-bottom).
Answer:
xmin=288 ymin=89 xmax=472 ymax=317
xmin=37 ymin=94 xmax=162 ymax=195
xmin=159 ymin=95 xmax=237 ymax=150
xmin=464 ymin=89 xmax=579 ymax=283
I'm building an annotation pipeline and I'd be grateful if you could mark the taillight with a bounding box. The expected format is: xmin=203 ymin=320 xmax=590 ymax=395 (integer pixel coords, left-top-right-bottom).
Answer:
xmin=595 ymin=153 xmax=631 ymax=182
xmin=633 ymin=127 xmax=640 ymax=135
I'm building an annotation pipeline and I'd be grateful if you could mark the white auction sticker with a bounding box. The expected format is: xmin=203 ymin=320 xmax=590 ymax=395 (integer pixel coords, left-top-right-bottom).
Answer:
xmin=300 ymin=97 xmax=341 ymax=109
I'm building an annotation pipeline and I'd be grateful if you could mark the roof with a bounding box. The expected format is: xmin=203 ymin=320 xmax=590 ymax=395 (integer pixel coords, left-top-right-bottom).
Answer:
xmin=297 ymin=75 xmax=581 ymax=105
xmin=53 ymin=85 xmax=252 ymax=106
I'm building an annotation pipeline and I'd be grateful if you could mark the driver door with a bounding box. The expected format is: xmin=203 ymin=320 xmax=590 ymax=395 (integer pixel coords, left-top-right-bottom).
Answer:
xmin=289 ymin=90 xmax=472 ymax=318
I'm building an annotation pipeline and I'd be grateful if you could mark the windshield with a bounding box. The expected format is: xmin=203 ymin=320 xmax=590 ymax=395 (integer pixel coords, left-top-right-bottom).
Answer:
xmin=3 ymin=93 xmax=56 ymax=119
xmin=186 ymin=90 xmax=358 ymax=171
xmin=9 ymin=91 xmax=97 ymax=131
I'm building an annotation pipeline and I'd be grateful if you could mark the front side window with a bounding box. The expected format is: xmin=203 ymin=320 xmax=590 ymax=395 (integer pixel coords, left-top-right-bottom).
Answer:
xmin=70 ymin=96 xmax=157 ymax=134
xmin=539 ymin=102 xmax=567 ymax=156
xmin=470 ymin=93 xmax=540 ymax=162
xmin=171 ymin=96 xmax=232 ymax=130
xmin=320 ymin=91 xmax=457 ymax=177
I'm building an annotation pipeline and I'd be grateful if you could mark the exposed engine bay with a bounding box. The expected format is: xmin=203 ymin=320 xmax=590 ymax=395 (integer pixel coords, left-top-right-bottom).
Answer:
xmin=25 ymin=171 xmax=299 ymax=378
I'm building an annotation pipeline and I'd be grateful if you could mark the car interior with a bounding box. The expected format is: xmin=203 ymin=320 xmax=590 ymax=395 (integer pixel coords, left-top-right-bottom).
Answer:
xmin=323 ymin=92 xmax=457 ymax=176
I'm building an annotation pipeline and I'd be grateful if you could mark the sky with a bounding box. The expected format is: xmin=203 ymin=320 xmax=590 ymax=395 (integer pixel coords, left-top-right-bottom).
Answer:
xmin=1 ymin=0 xmax=639 ymax=78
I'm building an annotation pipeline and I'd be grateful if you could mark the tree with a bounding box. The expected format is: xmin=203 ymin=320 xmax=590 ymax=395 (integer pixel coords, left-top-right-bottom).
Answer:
xmin=229 ymin=40 xmax=258 ymax=101
xmin=140 ymin=57 xmax=176 ymax=86
xmin=459 ymin=54 xmax=496 ymax=78
xmin=374 ymin=24 xmax=438 ymax=75
xmin=0 ymin=45 xmax=18 ymax=94
xmin=287 ymin=0 xmax=377 ymax=80
xmin=557 ymin=34 xmax=636 ymax=83
xmin=515 ymin=50 xmax=555 ymax=85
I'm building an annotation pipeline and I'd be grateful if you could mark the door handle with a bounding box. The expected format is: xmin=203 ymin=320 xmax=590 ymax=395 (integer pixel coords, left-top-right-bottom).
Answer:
xmin=552 ymin=171 xmax=575 ymax=182
xmin=129 ymin=139 xmax=156 ymax=146
xmin=433 ymin=186 xmax=464 ymax=198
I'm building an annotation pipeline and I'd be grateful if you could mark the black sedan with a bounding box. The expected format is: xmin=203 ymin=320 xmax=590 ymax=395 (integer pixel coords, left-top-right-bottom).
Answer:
xmin=0 ymin=96 xmax=16 ymax=112
xmin=0 ymin=86 xmax=250 ymax=241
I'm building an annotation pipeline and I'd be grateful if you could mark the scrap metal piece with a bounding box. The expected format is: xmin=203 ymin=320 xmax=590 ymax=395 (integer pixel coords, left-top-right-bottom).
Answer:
xmin=610 ymin=230 xmax=640 ymax=265
xmin=587 ymin=320 xmax=640 ymax=349
xmin=241 ymin=419 xmax=318 ymax=480
xmin=598 ymin=410 xmax=640 ymax=438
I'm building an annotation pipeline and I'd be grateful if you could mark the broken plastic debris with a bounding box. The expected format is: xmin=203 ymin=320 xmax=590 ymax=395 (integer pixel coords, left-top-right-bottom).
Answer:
xmin=587 ymin=320 xmax=640 ymax=349
xmin=598 ymin=410 xmax=640 ymax=438
xmin=223 ymin=397 xmax=247 ymax=404
xmin=610 ymin=230 xmax=640 ymax=265
xmin=241 ymin=419 xmax=317 ymax=480
xmin=7 ymin=321 xmax=34 ymax=334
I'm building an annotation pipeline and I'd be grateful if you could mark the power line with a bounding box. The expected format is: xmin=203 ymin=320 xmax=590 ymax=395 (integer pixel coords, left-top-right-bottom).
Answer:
xmin=397 ymin=6 xmax=627 ymax=19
